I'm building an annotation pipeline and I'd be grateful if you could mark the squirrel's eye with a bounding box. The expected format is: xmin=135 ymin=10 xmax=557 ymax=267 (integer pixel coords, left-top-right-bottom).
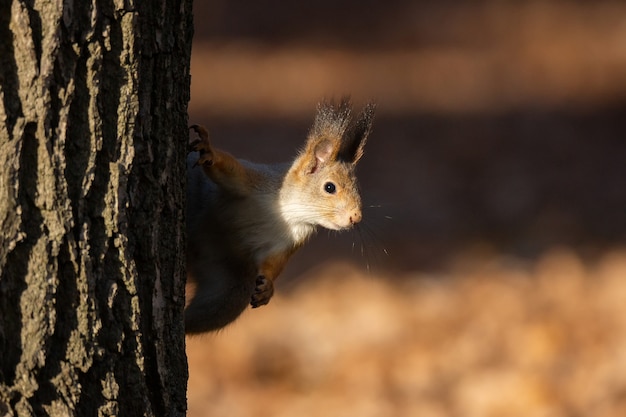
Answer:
xmin=324 ymin=182 xmax=336 ymax=194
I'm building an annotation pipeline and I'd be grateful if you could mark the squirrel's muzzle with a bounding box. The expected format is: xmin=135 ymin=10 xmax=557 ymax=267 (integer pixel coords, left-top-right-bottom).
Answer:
xmin=349 ymin=210 xmax=362 ymax=225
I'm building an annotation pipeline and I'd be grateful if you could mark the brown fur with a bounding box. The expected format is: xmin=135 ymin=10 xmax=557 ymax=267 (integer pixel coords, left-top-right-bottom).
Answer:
xmin=185 ymin=100 xmax=375 ymax=333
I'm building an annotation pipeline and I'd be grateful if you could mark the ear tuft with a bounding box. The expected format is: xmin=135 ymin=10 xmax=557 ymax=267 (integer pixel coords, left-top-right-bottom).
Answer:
xmin=300 ymin=98 xmax=375 ymax=173
xmin=311 ymin=97 xmax=353 ymax=141
xmin=338 ymin=102 xmax=376 ymax=164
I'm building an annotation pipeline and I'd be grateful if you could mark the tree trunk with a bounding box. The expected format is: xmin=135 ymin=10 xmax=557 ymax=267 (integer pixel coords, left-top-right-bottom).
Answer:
xmin=0 ymin=0 xmax=192 ymax=415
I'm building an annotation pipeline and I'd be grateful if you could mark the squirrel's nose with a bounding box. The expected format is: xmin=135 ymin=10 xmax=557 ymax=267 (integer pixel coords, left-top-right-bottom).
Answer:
xmin=349 ymin=210 xmax=362 ymax=225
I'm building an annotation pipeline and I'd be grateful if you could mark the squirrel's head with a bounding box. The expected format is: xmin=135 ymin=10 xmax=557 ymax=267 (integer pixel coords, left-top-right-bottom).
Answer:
xmin=281 ymin=99 xmax=375 ymax=235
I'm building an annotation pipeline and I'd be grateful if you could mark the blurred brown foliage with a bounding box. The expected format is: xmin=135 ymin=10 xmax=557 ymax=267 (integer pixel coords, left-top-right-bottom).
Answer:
xmin=188 ymin=250 xmax=626 ymax=417
xmin=187 ymin=1 xmax=626 ymax=415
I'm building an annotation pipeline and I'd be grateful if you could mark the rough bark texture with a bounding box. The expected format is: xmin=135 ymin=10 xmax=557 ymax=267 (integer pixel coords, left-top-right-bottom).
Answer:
xmin=0 ymin=0 xmax=192 ymax=415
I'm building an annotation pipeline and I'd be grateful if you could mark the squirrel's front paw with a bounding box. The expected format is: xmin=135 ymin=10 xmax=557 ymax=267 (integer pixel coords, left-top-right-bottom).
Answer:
xmin=251 ymin=275 xmax=274 ymax=308
xmin=189 ymin=124 xmax=214 ymax=167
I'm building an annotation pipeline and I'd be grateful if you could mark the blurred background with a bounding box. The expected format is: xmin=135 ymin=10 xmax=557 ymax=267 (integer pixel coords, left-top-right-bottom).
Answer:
xmin=186 ymin=1 xmax=626 ymax=416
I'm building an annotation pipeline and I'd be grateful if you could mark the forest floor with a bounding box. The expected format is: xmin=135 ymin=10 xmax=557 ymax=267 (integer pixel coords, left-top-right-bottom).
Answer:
xmin=187 ymin=250 xmax=626 ymax=417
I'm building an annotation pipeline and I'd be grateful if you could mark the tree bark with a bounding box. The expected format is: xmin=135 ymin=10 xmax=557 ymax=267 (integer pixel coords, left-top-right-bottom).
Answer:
xmin=0 ymin=0 xmax=192 ymax=415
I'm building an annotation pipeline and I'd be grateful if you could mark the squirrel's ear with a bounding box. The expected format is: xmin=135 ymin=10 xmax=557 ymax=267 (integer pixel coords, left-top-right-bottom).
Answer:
xmin=303 ymin=138 xmax=338 ymax=174
xmin=339 ymin=102 xmax=375 ymax=164
xmin=314 ymin=139 xmax=335 ymax=165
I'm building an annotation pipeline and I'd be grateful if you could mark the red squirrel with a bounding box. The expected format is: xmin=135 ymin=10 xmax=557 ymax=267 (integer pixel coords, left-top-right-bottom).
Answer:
xmin=185 ymin=100 xmax=375 ymax=333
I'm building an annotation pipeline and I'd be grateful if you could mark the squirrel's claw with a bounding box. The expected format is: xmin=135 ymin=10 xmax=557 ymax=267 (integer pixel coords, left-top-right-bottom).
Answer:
xmin=188 ymin=138 xmax=201 ymax=153
xmin=251 ymin=275 xmax=274 ymax=308
xmin=189 ymin=124 xmax=210 ymax=140
xmin=194 ymin=152 xmax=214 ymax=168
xmin=189 ymin=124 xmax=214 ymax=166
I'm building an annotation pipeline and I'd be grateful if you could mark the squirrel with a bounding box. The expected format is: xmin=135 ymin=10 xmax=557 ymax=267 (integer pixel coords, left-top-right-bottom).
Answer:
xmin=184 ymin=99 xmax=375 ymax=334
